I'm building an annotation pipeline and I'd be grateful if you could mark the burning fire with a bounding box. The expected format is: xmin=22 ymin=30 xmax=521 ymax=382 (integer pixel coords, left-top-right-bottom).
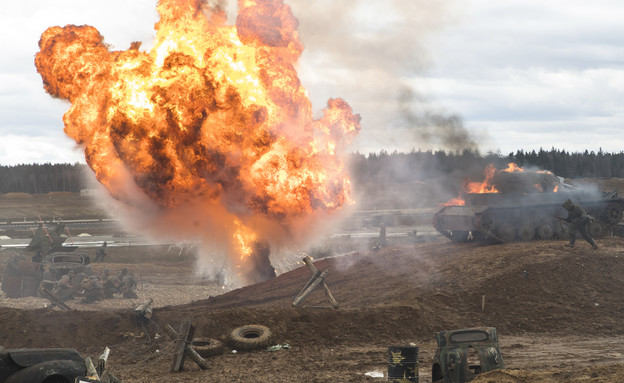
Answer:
xmin=35 ymin=0 xmax=361 ymax=285
xmin=442 ymin=163 xmax=557 ymax=206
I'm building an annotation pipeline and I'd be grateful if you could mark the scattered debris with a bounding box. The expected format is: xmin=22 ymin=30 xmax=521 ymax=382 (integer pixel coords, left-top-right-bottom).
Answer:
xmin=267 ymin=343 xmax=290 ymax=352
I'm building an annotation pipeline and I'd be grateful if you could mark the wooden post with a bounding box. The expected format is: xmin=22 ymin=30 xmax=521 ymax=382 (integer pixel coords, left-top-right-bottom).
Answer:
xmin=39 ymin=287 xmax=72 ymax=311
xmin=134 ymin=298 xmax=154 ymax=319
xmin=170 ymin=319 xmax=192 ymax=372
xmin=302 ymin=256 xmax=339 ymax=309
xmin=292 ymin=271 xmax=328 ymax=307
xmin=164 ymin=323 xmax=210 ymax=371
xmin=97 ymin=347 xmax=110 ymax=376
xmin=84 ymin=357 xmax=99 ymax=380
xmin=293 ymin=270 xmax=322 ymax=302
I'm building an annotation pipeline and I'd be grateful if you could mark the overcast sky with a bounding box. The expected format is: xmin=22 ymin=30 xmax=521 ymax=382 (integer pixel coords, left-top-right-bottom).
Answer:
xmin=1 ymin=0 xmax=623 ymax=165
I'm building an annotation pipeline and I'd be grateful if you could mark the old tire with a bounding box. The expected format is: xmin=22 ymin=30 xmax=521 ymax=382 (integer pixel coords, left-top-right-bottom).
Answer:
xmin=192 ymin=337 xmax=224 ymax=357
xmin=228 ymin=325 xmax=272 ymax=351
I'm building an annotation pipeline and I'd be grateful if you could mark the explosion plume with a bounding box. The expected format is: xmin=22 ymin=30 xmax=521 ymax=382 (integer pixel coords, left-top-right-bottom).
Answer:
xmin=35 ymin=0 xmax=361 ymax=285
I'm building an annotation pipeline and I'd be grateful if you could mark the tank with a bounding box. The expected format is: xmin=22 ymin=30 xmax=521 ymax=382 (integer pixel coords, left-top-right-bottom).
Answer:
xmin=433 ymin=168 xmax=624 ymax=243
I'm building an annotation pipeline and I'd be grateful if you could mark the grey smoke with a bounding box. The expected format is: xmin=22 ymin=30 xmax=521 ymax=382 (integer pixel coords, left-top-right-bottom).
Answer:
xmin=398 ymin=87 xmax=479 ymax=152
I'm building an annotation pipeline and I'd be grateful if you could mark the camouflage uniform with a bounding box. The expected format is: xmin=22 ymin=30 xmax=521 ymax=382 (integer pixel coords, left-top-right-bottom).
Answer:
xmin=562 ymin=199 xmax=598 ymax=249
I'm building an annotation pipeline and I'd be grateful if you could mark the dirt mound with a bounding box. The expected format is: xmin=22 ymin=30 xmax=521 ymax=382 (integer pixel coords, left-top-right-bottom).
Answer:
xmin=2 ymin=237 xmax=624 ymax=382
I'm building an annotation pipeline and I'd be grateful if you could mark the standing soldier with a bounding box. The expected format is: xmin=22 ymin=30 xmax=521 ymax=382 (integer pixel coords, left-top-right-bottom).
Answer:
xmin=562 ymin=199 xmax=599 ymax=250
xmin=95 ymin=242 xmax=108 ymax=262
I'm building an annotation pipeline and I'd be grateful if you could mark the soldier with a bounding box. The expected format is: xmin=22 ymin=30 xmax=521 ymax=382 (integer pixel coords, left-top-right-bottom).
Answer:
xmin=562 ymin=199 xmax=599 ymax=250
xmin=101 ymin=268 xmax=120 ymax=298
xmin=121 ymin=271 xmax=138 ymax=299
xmin=52 ymin=270 xmax=76 ymax=301
xmin=38 ymin=262 xmax=55 ymax=292
xmin=95 ymin=242 xmax=108 ymax=262
xmin=80 ymin=275 xmax=104 ymax=303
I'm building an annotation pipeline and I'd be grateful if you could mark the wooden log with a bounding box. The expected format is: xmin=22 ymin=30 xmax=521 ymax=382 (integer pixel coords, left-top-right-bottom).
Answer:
xmin=170 ymin=320 xmax=192 ymax=372
xmin=302 ymin=256 xmax=339 ymax=309
xmin=134 ymin=298 xmax=153 ymax=319
xmin=164 ymin=323 xmax=210 ymax=371
xmin=39 ymin=287 xmax=72 ymax=311
xmin=97 ymin=347 xmax=110 ymax=376
xmin=293 ymin=270 xmax=322 ymax=302
xmin=84 ymin=356 xmax=99 ymax=380
xmin=292 ymin=271 xmax=328 ymax=307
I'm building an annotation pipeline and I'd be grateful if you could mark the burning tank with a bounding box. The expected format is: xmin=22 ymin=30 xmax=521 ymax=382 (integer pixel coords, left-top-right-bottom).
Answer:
xmin=433 ymin=164 xmax=624 ymax=243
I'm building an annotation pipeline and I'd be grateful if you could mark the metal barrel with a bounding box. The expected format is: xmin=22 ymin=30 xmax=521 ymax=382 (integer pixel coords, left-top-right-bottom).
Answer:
xmin=387 ymin=345 xmax=418 ymax=382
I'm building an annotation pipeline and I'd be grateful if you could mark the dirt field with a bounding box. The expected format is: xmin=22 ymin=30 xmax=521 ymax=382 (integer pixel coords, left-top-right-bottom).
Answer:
xmin=2 ymin=191 xmax=624 ymax=382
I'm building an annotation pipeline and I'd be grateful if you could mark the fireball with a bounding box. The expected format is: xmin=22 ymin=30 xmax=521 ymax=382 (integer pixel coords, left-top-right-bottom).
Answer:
xmin=35 ymin=0 xmax=361 ymax=285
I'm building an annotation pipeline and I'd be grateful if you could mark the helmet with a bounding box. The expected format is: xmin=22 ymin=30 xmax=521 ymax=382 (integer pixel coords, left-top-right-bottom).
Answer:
xmin=68 ymin=270 xmax=75 ymax=277
xmin=562 ymin=199 xmax=574 ymax=210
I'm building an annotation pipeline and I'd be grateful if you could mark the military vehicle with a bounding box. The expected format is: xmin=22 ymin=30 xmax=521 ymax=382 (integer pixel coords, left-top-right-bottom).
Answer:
xmin=432 ymin=327 xmax=504 ymax=383
xmin=433 ymin=167 xmax=624 ymax=243
xmin=0 ymin=346 xmax=86 ymax=383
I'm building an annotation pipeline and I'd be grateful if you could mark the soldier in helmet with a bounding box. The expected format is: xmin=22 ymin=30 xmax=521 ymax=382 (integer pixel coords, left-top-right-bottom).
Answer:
xmin=80 ymin=275 xmax=104 ymax=303
xmin=562 ymin=199 xmax=598 ymax=250
xmin=52 ymin=270 xmax=77 ymax=301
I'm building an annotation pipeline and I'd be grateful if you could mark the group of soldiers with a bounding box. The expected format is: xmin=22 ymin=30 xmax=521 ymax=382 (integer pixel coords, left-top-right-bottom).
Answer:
xmin=46 ymin=266 xmax=138 ymax=304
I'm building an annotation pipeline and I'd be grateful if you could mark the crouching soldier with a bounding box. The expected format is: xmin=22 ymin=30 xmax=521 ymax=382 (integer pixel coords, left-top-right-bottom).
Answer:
xmin=80 ymin=275 xmax=104 ymax=303
xmin=121 ymin=271 xmax=138 ymax=299
xmin=52 ymin=270 xmax=77 ymax=301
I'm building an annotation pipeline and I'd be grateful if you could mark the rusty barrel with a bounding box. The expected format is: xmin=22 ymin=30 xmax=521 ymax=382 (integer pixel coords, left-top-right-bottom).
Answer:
xmin=387 ymin=345 xmax=418 ymax=382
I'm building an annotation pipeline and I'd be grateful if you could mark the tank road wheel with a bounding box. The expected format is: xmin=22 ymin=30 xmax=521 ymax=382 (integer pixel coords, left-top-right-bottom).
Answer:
xmin=589 ymin=220 xmax=606 ymax=238
xmin=496 ymin=223 xmax=516 ymax=243
xmin=478 ymin=212 xmax=495 ymax=232
xmin=554 ymin=221 xmax=569 ymax=239
xmin=517 ymin=223 xmax=535 ymax=242
xmin=536 ymin=222 xmax=554 ymax=240
xmin=604 ymin=203 xmax=623 ymax=224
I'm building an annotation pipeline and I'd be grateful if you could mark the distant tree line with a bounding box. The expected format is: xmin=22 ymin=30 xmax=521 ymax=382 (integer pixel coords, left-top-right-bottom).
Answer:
xmin=349 ymin=147 xmax=624 ymax=186
xmin=1 ymin=148 xmax=624 ymax=194
xmin=0 ymin=163 xmax=88 ymax=194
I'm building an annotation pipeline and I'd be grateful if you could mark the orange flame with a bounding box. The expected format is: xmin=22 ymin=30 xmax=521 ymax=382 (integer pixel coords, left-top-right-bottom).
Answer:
xmin=465 ymin=163 xmax=499 ymax=193
xmin=501 ymin=163 xmax=524 ymax=173
xmin=35 ymin=0 xmax=361 ymax=284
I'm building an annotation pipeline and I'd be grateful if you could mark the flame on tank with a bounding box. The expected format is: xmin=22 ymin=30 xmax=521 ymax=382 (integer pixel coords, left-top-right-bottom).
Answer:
xmin=442 ymin=163 xmax=558 ymax=206
xmin=34 ymin=0 xmax=361 ymax=285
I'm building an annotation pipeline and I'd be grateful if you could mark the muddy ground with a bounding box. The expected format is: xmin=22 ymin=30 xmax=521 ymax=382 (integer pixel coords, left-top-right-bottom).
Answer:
xmin=2 ymin=192 xmax=624 ymax=382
